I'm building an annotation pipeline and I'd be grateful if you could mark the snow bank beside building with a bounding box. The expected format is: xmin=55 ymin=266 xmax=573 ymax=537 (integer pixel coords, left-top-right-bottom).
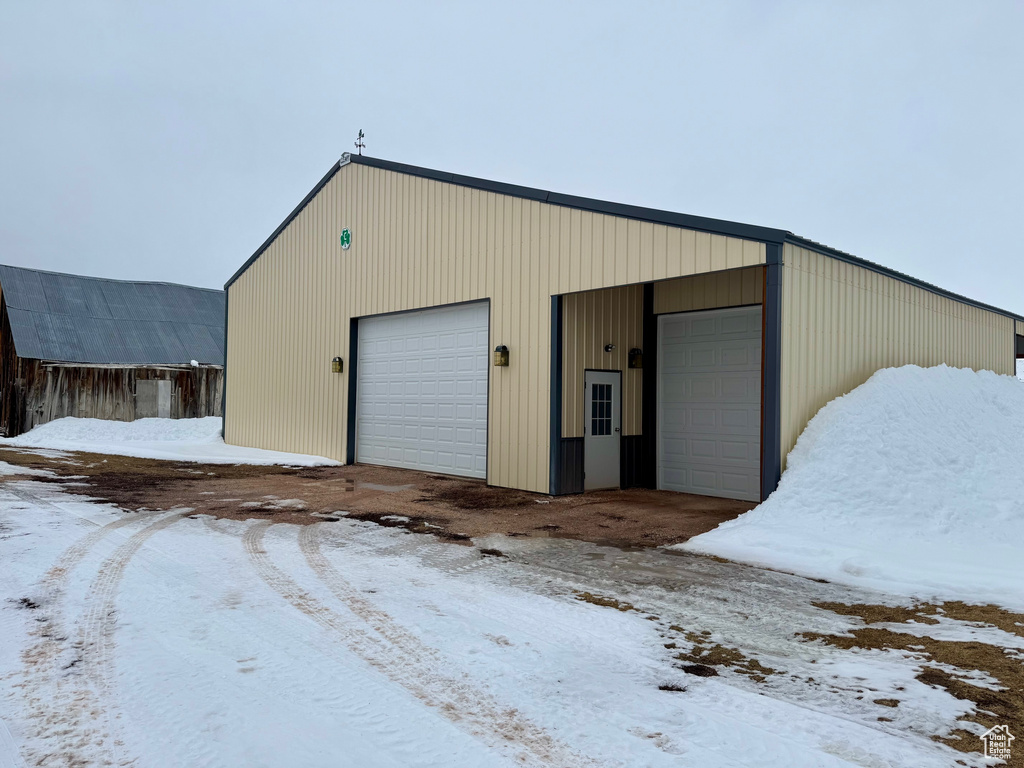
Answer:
xmin=1 ymin=416 xmax=339 ymax=467
xmin=679 ymin=365 xmax=1024 ymax=610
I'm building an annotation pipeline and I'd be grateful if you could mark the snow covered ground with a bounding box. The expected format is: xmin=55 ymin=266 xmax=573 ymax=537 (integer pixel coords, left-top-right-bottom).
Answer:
xmin=0 ymin=465 xmax=989 ymax=767
xmin=0 ymin=417 xmax=338 ymax=467
xmin=681 ymin=365 xmax=1024 ymax=611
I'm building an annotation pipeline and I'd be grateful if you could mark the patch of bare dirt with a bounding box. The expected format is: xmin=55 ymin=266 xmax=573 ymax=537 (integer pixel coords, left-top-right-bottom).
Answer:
xmin=417 ymin=482 xmax=537 ymax=510
xmin=673 ymin=641 xmax=777 ymax=683
xmin=805 ymin=602 xmax=1024 ymax=763
xmin=814 ymin=601 xmax=941 ymax=626
xmin=573 ymin=591 xmax=636 ymax=612
xmin=0 ymin=447 xmax=750 ymax=549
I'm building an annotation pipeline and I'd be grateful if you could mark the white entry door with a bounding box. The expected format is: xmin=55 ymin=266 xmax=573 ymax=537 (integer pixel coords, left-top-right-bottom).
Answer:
xmin=658 ymin=305 xmax=761 ymax=501
xmin=584 ymin=370 xmax=620 ymax=490
xmin=356 ymin=302 xmax=489 ymax=479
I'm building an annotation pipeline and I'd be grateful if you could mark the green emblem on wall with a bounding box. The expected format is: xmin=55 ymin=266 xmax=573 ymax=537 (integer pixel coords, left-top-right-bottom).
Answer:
xmin=340 ymin=228 xmax=352 ymax=250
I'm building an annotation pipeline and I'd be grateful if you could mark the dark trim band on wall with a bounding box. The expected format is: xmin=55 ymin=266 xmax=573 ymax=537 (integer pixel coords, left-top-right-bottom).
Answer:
xmin=346 ymin=318 xmax=359 ymax=465
xmin=620 ymin=435 xmax=646 ymax=489
xmin=558 ymin=437 xmax=584 ymax=494
xmin=221 ymin=290 xmax=228 ymax=435
xmin=549 ymin=295 xmax=563 ymax=495
xmin=760 ymin=245 xmax=783 ymax=501
xmin=640 ymin=283 xmax=658 ymax=489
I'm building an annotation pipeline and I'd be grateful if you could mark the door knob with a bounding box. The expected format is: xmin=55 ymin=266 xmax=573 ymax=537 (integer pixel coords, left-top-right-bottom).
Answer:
xmin=614 ymin=427 xmax=620 ymax=432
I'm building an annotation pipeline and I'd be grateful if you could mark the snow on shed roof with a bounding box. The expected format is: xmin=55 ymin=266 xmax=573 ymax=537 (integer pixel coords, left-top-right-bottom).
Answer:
xmin=0 ymin=264 xmax=225 ymax=366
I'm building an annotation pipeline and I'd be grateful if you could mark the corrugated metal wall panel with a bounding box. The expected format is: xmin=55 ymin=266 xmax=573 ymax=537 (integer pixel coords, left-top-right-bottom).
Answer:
xmin=225 ymin=163 xmax=766 ymax=493
xmin=779 ymin=244 xmax=1015 ymax=470
xmin=562 ymin=285 xmax=643 ymax=439
xmin=1017 ymin=319 xmax=1024 ymax=336
xmin=653 ymin=267 xmax=763 ymax=315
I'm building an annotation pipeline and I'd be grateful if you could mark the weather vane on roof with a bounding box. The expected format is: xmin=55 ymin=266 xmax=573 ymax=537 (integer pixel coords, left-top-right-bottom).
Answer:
xmin=355 ymin=129 xmax=365 ymax=155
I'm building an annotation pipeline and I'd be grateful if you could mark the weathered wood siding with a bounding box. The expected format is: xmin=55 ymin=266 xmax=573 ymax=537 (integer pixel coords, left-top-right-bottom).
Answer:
xmin=1 ymin=362 xmax=223 ymax=437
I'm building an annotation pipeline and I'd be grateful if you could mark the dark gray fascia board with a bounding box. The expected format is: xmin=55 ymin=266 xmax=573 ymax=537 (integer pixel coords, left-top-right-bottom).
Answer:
xmin=348 ymin=154 xmax=790 ymax=244
xmin=785 ymin=234 xmax=1024 ymax=322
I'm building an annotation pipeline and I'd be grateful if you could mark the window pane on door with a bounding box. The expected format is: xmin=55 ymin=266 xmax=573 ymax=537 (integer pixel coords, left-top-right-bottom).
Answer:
xmin=591 ymin=383 xmax=612 ymax=436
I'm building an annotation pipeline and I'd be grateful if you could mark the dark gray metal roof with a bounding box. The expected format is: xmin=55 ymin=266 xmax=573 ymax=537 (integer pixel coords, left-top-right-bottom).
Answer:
xmin=0 ymin=264 xmax=225 ymax=365
xmin=226 ymin=154 xmax=1024 ymax=322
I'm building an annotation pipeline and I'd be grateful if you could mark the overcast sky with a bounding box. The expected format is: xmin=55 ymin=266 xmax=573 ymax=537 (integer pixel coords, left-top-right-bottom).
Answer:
xmin=1 ymin=1 xmax=1022 ymax=313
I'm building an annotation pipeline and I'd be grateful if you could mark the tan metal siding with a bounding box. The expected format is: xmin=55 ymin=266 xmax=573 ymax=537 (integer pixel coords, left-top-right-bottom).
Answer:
xmin=654 ymin=267 xmax=764 ymax=315
xmin=779 ymin=244 xmax=1014 ymax=469
xmin=225 ymin=163 xmax=766 ymax=493
xmin=562 ymin=285 xmax=643 ymax=439
xmin=1016 ymin=319 xmax=1024 ymax=336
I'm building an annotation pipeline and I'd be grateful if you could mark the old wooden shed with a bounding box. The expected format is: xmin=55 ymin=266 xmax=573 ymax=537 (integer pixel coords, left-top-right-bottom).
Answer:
xmin=0 ymin=264 xmax=225 ymax=436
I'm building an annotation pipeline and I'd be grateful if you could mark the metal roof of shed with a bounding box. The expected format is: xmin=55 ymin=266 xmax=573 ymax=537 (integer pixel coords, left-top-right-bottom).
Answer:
xmin=0 ymin=264 xmax=225 ymax=365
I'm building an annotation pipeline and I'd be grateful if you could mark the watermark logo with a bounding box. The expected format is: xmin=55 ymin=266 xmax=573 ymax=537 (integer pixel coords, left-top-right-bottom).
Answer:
xmin=981 ymin=725 xmax=1014 ymax=761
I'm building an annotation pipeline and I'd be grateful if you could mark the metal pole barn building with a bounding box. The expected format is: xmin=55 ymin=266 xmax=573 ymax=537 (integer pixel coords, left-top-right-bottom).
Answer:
xmin=224 ymin=154 xmax=1024 ymax=501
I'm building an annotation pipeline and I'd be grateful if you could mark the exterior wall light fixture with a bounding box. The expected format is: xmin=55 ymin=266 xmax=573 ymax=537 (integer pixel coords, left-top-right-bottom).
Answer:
xmin=629 ymin=348 xmax=643 ymax=369
xmin=604 ymin=344 xmax=616 ymax=353
xmin=493 ymin=345 xmax=509 ymax=367
xmin=331 ymin=356 xmax=343 ymax=373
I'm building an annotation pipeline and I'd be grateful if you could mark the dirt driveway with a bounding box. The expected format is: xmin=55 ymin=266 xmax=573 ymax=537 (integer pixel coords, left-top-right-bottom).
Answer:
xmin=0 ymin=446 xmax=752 ymax=548
xmin=2 ymin=445 xmax=1021 ymax=766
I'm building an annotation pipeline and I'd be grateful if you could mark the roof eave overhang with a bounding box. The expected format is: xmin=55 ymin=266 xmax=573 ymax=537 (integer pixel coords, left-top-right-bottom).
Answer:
xmin=224 ymin=153 xmax=789 ymax=290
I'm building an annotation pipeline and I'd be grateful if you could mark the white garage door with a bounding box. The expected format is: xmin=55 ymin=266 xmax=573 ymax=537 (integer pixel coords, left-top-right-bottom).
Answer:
xmin=658 ymin=306 xmax=761 ymax=501
xmin=356 ymin=302 xmax=489 ymax=478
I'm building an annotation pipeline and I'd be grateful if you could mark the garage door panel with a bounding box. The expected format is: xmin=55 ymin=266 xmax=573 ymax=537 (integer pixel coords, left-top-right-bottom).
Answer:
xmin=690 ymin=409 xmax=716 ymax=429
xmin=720 ymin=440 xmax=753 ymax=461
xmin=659 ymin=306 xmax=761 ymax=502
xmin=662 ymin=375 xmax=759 ymax=404
xmin=357 ymin=302 xmax=488 ymax=479
xmin=721 ymin=407 xmax=756 ymax=429
xmin=664 ymin=406 xmax=769 ymax=433
xmin=661 ymin=338 xmax=759 ymax=371
xmin=720 ymin=344 xmax=756 ymax=367
xmin=660 ymin=438 xmax=759 ymax=467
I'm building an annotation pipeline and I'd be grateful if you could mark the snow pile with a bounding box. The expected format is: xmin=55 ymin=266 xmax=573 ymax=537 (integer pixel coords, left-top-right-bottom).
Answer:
xmin=1 ymin=417 xmax=339 ymax=467
xmin=680 ymin=365 xmax=1024 ymax=610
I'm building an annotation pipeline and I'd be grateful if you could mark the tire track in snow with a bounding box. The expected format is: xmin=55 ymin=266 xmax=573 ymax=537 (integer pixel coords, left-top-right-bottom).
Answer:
xmin=73 ymin=512 xmax=185 ymax=762
xmin=17 ymin=511 xmax=183 ymax=768
xmin=8 ymin=483 xmax=164 ymax=768
xmin=8 ymin=484 xmax=149 ymax=593
xmin=246 ymin=521 xmax=598 ymax=768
